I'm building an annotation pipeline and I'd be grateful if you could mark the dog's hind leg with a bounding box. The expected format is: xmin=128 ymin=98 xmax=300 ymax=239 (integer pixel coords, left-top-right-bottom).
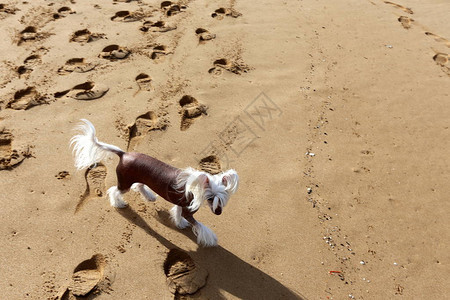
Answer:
xmin=107 ymin=186 xmax=128 ymax=208
xmin=108 ymin=167 xmax=134 ymax=208
xmin=131 ymin=183 xmax=157 ymax=202
xmin=170 ymin=205 xmax=190 ymax=229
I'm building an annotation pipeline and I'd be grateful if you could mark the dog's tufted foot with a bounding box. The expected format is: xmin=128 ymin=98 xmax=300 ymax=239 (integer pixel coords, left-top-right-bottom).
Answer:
xmin=170 ymin=205 xmax=190 ymax=229
xmin=192 ymin=222 xmax=218 ymax=247
xmin=131 ymin=183 xmax=157 ymax=202
xmin=107 ymin=186 xmax=128 ymax=208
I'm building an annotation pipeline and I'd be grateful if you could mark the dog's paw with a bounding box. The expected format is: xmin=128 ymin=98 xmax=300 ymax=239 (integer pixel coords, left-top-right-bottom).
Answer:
xmin=177 ymin=218 xmax=190 ymax=229
xmin=193 ymin=222 xmax=218 ymax=247
xmin=110 ymin=199 xmax=128 ymax=208
xmin=109 ymin=196 xmax=128 ymax=208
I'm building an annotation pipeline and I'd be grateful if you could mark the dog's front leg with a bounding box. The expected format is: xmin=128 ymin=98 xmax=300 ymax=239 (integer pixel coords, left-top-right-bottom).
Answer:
xmin=170 ymin=205 xmax=190 ymax=229
xmin=131 ymin=183 xmax=157 ymax=202
xmin=182 ymin=210 xmax=218 ymax=247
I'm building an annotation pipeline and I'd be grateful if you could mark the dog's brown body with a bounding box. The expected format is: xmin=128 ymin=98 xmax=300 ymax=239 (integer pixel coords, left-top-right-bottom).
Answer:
xmin=115 ymin=151 xmax=186 ymax=204
xmin=112 ymin=150 xmax=198 ymax=222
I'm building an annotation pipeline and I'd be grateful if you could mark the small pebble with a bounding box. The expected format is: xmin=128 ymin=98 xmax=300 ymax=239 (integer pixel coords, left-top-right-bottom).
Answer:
xmin=360 ymin=260 xmax=366 ymax=265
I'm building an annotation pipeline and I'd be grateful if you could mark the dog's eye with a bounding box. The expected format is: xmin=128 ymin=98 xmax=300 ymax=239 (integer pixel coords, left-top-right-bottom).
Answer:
xmin=207 ymin=198 xmax=213 ymax=203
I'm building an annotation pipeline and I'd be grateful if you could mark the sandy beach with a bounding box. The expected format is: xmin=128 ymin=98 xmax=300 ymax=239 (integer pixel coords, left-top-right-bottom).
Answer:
xmin=1 ymin=0 xmax=449 ymax=299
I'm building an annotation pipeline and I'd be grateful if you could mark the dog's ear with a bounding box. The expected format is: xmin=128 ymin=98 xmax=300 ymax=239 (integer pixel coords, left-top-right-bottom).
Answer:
xmin=187 ymin=191 xmax=194 ymax=202
xmin=198 ymin=173 xmax=210 ymax=189
xmin=221 ymin=169 xmax=239 ymax=194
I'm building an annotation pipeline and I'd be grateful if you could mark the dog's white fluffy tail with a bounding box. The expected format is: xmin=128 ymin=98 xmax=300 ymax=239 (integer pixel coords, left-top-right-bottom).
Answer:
xmin=70 ymin=119 xmax=124 ymax=170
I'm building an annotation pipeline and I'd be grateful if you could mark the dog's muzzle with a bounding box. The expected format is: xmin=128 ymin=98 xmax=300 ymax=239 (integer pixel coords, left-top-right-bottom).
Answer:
xmin=208 ymin=197 xmax=222 ymax=215
xmin=214 ymin=206 xmax=222 ymax=215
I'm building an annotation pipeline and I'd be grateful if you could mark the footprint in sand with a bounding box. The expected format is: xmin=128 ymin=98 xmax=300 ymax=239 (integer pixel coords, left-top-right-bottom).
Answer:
xmin=6 ymin=87 xmax=49 ymax=110
xmin=135 ymin=73 xmax=152 ymax=91
xmin=111 ymin=10 xmax=143 ymax=22
xmin=17 ymin=54 xmax=41 ymax=78
xmin=57 ymin=58 xmax=97 ymax=75
xmin=100 ymin=44 xmax=130 ymax=60
xmin=164 ymin=249 xmax=208 ymax=296
xmin=398 ymin=16 xmax=414 ymax=29
xmin=433 ymin=53 xmax=448 ymax=65
xmin=383 ymin=1 xmax=413 ymax=14
xmin=53 ymin=6 xmax=75 ymax=19
xmin=140 ymin=20 xmax=176 ymax=33
xmin=196 ymin=28 xmax=216 ymax=43
xmin=55 ymin=171 xmax=70 ymax=180
xmin=54 ymin=90 xmax=71 ymax=99
xmin=199 ymin=155 xmax=222 ymax=175
xmin=0 ymin=129 xmax=31 ymax=170
xmin=58 ymin=6 xmax=75 ymax=16
xmin=208 ymin=58 xmax=250 ymax=75
xmin=425 ymin=32 xmax=450 ymax=48
xmin=179 ymin=95 xmax=208 ymax=131
xmin=61 ymin=254 xmax=108 ymax=298
xmin=76 ymin=163 xmax=107 ymax=212
xmin=17 ymin=65 xmax=31 ymax=78
xmin=63 ymin=82 xmax=109 ymax=100
xmin=127 ymin=111 xmax=167 ymax=150
xmin=0 ymin=3 xmax=18 ymax=17
xmin=23 ymin=54 xmax=41 ymax=67
xmin=433 ymin=53 xmax=450 ymax=75
xmin=151 ymin=45 xmax=171 ymax=60
xmin=211 ymin=7 xmax=242 ymax=19
xmin=161 ymin=1 xmax=187 ymax=17
xmin=18 ymin=26 xmax=40 ymax=45
xmin=70 ymin=29 xmax=105 ymax=44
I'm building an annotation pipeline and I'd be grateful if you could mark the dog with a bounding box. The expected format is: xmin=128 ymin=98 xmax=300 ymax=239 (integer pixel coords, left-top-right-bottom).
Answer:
xmin=70 ymin=119 xmax=239 ymax=246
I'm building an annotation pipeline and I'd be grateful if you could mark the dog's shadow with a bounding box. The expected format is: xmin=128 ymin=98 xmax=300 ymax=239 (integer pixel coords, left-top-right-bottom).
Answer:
xmin=118 ymin=207 xmax=306 ymax=300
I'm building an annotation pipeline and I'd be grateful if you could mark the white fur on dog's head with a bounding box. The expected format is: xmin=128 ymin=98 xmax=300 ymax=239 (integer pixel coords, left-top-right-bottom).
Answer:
xmin=174 ymin=168 xmax=239 ymax=214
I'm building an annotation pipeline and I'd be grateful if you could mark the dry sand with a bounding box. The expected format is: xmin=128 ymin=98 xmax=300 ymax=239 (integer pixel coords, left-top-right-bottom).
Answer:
xmin=0 ymin=0 xmax=449 ymax=299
